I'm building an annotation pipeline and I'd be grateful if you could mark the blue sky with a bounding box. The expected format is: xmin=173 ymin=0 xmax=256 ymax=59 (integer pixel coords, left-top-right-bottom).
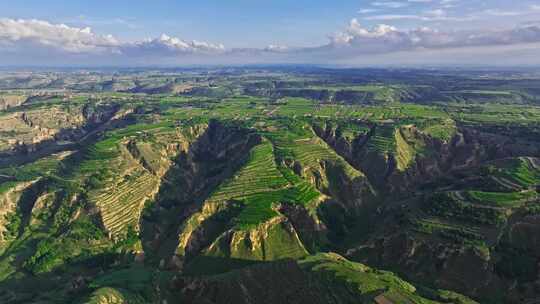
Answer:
xmin=0 ymin=0 xmax=540 ymax=66
xmin=0 ymin=0 xmax=359 ymax=47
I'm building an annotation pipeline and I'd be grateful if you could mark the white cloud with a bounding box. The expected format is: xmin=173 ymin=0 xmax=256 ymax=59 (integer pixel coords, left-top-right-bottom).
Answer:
xmin=371 ymin=0 xmax=434 ymax=7
xmin=358 ymin=9 xmax=380 ymax=14
xmin=483 ymin=9 xmax=525 ymax=17
xmin=327 ymin=19 xmax=540 ymax=55
xmin=0 ymin=18 xmax=227 ymax=64
xmin=440 ymin=0 xmax=458 ymax=8
xmin=122 ymin=33 xmax=225 ymax=56
xmin=371 ymin=1 xmax=410 ymax=9
xmin=0 ymin=18 xmax=118 ymax=53
xmin=363 ymin=9 xmax=469 ymax=22
xmin=364 ymin=13 xmax=458 ymax=21
xmin=264 ymin=44 xmax=289 ymax=52
xmin=424 ymin=9 xmax=446 ymax=17
xmin=364 ymin=14 xmax=425 ymax=21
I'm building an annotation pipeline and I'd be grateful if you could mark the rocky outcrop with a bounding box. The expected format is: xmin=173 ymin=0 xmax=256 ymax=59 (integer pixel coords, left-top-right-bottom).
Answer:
xmin=277 ymin=203 xmax=327 ymax=252
xmin=203 ymin=216 xmax=309 ymax=261
xmin=0 ymin=95 xmax=26 ymax=110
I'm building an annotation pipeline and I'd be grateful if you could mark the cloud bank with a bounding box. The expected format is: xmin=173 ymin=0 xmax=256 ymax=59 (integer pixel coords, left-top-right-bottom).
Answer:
xmin=0 ymin=18 xmax=118 ymax=53
xmin=0 ymin=17 xmax=539 ymax=66
xmin=328 ymin=18 xmax=540 ymax=53
xmin=122 ymin=34 xmax=226 ymax=56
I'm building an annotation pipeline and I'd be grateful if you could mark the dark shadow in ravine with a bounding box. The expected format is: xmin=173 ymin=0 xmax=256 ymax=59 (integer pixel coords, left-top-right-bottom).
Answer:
xmin=140 ymin=120 xmax=261 ymax=266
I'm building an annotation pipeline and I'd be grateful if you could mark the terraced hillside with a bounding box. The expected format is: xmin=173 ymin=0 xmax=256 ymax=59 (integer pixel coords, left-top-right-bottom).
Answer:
xmin=92 ymin=168 xmax=159 ymax=236
xmin=347 ymin=156 xmax=540 ymax=303
xmin=206 ymin=139 xmax=290 ymax=204
xmin=173 ymin=132 xmax=354 ymax=269
xmin=0 ymin=68 xmax=539 ymax=304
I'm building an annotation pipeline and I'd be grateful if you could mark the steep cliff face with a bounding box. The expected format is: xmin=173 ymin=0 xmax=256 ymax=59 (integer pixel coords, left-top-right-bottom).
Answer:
xmin=0 ymin=95 xmax=26 ymax=110
xmin=277 ymin=202 xmax=327 ymax=252
xmin=81 ymin=103 xmax=121 ymax=127
xmin=0 ymin=180 xmax=38 ymax=240
xmin=289 ymin=155 xmax=374 ymax=214
xmin=141 ymin=121 xmax=262 ymax=267
xmin=314 ymin=121 xmax=427 ymax=191
xmin=313 ymin=120 xmax=539 ymax=195
xmin=203 ymin=216 xmax=308 ymax=261
xmin=0 ymin=102 xmax=120 ymax=157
